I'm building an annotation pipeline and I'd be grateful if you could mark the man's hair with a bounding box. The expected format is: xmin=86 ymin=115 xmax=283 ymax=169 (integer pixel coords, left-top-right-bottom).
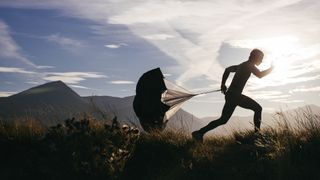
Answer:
xmin=249 ymin=49 xmax=264 ymax=61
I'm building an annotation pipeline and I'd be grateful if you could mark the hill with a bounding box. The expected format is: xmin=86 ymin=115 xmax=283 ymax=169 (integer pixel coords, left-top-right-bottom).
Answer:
xmin=1 ymin=110 xmax=320 ymax=180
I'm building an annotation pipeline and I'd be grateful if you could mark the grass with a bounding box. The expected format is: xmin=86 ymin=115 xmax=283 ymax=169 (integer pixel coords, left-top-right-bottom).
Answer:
xmin=0 ymin=109 xmax=320 ymax=180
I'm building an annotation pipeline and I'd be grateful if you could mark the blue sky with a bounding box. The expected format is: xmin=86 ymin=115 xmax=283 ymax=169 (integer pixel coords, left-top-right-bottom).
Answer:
xmin=0 ymin=0 xmax=320 ymax=118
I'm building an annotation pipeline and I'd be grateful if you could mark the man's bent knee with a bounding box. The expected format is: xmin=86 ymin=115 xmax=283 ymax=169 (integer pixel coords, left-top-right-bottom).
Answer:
xmin=218 ymin=116 xmax=230 ymax=125
xmin=255 ymin=105 xmax=262 ymax=114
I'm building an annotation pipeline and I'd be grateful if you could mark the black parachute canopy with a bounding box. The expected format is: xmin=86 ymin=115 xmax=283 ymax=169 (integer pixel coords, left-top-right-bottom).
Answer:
xmin=133 ymin=68 xmax=197 ymax=132
xmin=133 ymin=68 xmax=169 ymax=131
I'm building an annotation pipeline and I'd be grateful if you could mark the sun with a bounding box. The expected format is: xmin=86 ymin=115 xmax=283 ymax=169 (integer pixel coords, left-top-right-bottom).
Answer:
xmin=230 ymin=35 xmax=304 ymax=87
xmin=228 ymin=34 xmax=314 ymax=90
xmin=249 ymin=36 xmax=302 ymax=85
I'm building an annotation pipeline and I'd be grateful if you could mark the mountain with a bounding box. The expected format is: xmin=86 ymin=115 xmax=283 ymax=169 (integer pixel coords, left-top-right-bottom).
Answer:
xmin=83 ymin=95 xmax=139 ymax=125
xmin=0 ymin=81 xmax=203 ymax=132
xmin=0 ymin=81 xmax=91 ymax=125
xmin=166 ymin=109 xmax=205 ymax=132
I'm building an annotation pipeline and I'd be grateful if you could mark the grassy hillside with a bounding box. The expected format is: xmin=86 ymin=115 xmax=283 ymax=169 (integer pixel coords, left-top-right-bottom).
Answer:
xmin=0 ymin=110 xmax=320 ymax=180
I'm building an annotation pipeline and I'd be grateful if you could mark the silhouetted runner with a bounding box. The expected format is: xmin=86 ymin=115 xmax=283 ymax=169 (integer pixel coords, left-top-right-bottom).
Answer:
xmin=192 ymin=49 xmax=273 ymax=142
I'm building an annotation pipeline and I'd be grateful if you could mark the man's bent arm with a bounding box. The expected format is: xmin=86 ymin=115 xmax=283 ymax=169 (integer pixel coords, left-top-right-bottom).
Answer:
xmin=221 ymin=65 xmax=238 ymax=85
xmin=252 ymin=66 xmax=273 ymax=78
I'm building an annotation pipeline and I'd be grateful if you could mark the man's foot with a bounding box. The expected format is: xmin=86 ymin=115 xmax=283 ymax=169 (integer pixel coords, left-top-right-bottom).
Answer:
xmin=192 ymin=130 xmax=204 ymax=142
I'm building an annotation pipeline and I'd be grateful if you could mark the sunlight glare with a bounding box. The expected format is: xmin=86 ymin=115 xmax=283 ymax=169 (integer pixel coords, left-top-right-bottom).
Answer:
xmin=230 ymin=35 xmax=302 ymax=86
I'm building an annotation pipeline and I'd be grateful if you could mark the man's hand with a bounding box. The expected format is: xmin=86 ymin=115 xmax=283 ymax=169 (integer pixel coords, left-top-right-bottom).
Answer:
xmin=221 ymin=84 xmax=227 ymax=94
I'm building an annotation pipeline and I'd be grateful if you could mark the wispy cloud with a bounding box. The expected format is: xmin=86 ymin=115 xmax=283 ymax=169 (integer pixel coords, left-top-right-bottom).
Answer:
xmin=43 ymin=72 xmax=107 ymax=84
xmin=0 ymin=19 xmax=37 ymax=67
xmin=0 ymin=20 xmax=56 ymax=70
xmin=109 ymin=80 xmax=135 ymax=85
xmin=0 ymin=65 xmax=107 ymax=87
xmin=69 ymin=84 xmax=95 ymax=90
xmin=290 ymin=86 xmax=320 ymax=93
xmin=0 ymin=66 xmax=36 ymax=74
xmin=104 ymin=43 xmax=127 ymax=49
xmin=248 ymin=74 xmax=320 ymax=90
xmin=36 ymin=65 xmax=55 ymax=69
xmin=143 ymin=34 xmax=174 ymax=40
xmin=270 ymin=99 xmax=304 ymax=103
xmin=26 ymin=81 xmax=41 ymax=85
xmin=45 ymin=33 xmax=84 ymax=51
xmin=245 ymin=90 xmax=291 ymax=101
xmin=245 ymin=90 xmax=306 ymax=104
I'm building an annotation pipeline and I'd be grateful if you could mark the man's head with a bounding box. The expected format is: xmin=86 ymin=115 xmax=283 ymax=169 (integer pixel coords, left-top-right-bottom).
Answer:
xmin=249 ymin=49 xmax=264 ymax=65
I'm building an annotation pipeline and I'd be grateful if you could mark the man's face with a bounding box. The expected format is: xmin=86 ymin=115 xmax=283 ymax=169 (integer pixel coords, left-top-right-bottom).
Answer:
xmin=254 ymin=54 xmax=263 ymax=66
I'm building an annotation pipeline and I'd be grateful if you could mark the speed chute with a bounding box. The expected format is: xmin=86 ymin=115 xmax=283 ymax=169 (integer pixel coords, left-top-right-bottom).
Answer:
xmin=133 ymin=68 xmax=219 ymax=132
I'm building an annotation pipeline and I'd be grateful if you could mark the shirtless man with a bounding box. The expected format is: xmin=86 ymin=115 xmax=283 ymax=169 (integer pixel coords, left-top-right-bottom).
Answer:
xmin=192 ymin=49 xmax=273 ymax=141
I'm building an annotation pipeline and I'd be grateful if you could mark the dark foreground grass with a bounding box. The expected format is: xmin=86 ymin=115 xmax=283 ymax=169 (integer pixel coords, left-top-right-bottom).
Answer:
xmin=1 ymin=111 xmax=320 ymax=180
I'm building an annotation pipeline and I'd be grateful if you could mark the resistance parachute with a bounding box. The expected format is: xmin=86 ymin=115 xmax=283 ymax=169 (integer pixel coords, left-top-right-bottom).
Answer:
xmin=133 ymin=68 xmax=219 ymax=132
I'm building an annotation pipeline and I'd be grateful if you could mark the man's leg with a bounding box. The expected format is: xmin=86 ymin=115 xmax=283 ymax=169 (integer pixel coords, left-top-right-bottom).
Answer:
xmin=238 ymin=95 xmax=262 ymax=132
xmin=197 ymin=99 xmax=237 ymax=135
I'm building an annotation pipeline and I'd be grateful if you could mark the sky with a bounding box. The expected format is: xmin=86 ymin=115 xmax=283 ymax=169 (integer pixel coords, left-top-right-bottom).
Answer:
xmin=0 ymin=0 xmax=319 ymax=118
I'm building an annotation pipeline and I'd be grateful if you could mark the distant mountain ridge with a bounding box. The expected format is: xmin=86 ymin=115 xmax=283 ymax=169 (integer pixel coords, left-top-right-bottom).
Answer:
xmin=0 ymin=81 xmax=203 ymax=132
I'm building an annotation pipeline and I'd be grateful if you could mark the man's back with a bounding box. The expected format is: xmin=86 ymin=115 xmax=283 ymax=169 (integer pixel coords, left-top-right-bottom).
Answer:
xmin=228 ymin=61 xmax=254 ymax=94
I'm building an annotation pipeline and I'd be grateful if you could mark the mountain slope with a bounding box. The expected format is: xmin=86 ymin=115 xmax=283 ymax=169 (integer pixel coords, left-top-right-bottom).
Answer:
xmin=0 ymin=81 xmax=91 ymax=124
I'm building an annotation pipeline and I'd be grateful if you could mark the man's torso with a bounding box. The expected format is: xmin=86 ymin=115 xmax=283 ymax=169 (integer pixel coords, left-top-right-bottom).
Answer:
xmin=227 ymin=61 xmax=254 ymax=94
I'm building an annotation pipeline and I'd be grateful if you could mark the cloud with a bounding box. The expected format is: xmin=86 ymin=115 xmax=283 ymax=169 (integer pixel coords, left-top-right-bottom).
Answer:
xmin=45 ymin=33 xmax=84 ymax=51
xmin=69 ymin=84 xmax=95 ymax=90
xmin=43 ymin=72 xmax=107 ymax=84
xmin=104 ymin=0 xmax=307 ymax=86
xmin=36 ymin=65 xmax=55 ymax=69
xmin=1 ymin=0 xmax=319 ymax=89
xmin=0 ymin=66 xmax=36 ymax=74
xmin=143 ymin=34 xmax=174 ymax=40
xmin=0 ymin=19 xmax=37 ymax=67
xmin=248 ymin=74 xmax=320 ymax=90
xmin=26 ymin=81 xmax=41 ymax=85
xmin=290 ymin=86 xmax=320 ymax=93
xmin=0 ymin=65 xmax=107 ymax=86
xmin=270 ymin=99 xmax=304 ymax=103
xmin=104 ymin=43 xmax=127 ymax=49
xmin=245 ymin=90 xmax=305 ymax=104
xmin=0 ymin=91 xmax=16 ymax=97
xmin=245 ymin=90 xmax=291 ymax=100
xmin=109 ymin=80 xmax=135 ymax=85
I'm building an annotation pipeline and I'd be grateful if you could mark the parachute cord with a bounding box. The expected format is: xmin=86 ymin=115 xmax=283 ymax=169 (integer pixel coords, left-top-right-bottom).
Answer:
xmin=162 ymin=89 xmax=221 ymax=103
xmin=196 ymin=89 xmax=221 ymax=95
xmin=162 ymin=94 xmax=197 ymax=102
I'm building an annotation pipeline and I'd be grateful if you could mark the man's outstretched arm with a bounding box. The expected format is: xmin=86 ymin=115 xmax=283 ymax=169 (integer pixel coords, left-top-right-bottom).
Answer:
xmin=221 ymin=65 xmax=238 ymax=94
xmin=251 ymin=65 xmax=274 ymax=78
